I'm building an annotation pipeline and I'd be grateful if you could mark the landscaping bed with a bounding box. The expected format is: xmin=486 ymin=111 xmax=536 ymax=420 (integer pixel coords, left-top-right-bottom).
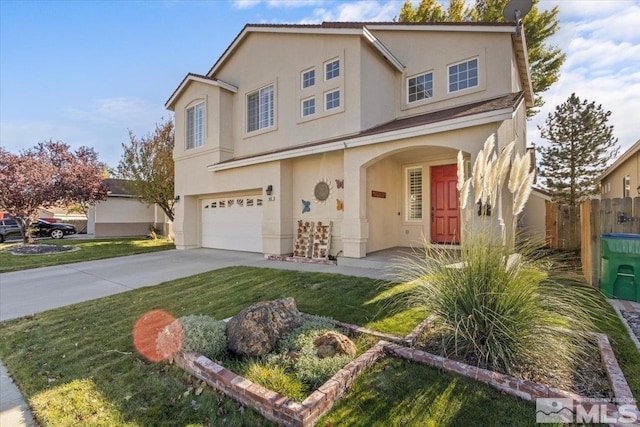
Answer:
xmin=417 ymin=321 xmax=611 ymax=399
xmin=0 ymin=267 xmax=638 ymax=426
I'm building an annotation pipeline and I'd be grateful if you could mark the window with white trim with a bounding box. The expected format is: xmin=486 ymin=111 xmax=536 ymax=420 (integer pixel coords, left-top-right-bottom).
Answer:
xmin=186 ymin=102 xmax=204 ymax=149
xmin=623 ymin=175 xmax=631 ymax=197
xmin=448 ymin=58 xmax=478 ymax=93
xmin=247 ymin=85 xmax=274 ymax=133
xmin=302 ymin=97 xmax=315 ymax=117
xmin=302 ymin=69 xmax=315 ymax=89
xmin=325 ymin=59 xmax=340 ymax=80
xmin=406 ymin=167 xmax=423 ymax=221
xmin=408 ymin=72 xmax=433 ymax=103
xmin=325 ymin=90 xmax=340 ymax=110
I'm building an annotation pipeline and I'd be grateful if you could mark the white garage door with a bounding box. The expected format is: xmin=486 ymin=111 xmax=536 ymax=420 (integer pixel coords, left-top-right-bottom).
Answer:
xmin=201 ymin=196 xmax=263 ymax=252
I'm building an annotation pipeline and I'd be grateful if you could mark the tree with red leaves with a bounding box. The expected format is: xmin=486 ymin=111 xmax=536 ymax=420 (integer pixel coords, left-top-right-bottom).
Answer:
xmin=0 ymin=141 xmax=109 ymax=243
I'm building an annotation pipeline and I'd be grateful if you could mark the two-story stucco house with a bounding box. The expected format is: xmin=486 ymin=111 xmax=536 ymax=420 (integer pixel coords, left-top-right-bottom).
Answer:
xmin=165 ymin=21 xmax=533 ymax=259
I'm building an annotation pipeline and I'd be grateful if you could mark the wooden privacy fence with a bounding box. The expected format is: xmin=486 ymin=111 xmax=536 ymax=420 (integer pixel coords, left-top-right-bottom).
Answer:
xmin=545 ymin=201 xmax=581 ymax=250
xmin=581 ymin=197 xmax=640 ymax=287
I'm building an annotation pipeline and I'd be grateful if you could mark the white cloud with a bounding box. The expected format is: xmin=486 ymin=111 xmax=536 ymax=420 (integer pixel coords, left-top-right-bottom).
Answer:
xmin=232 ymin=0 xmax=262 ymax=10
xmin=540 ymin=0 xmax=632 ymax=19
xmin=300 ymin=0 xmax=402 ymax=23
xmin=267 ymin=0 xmax=326 ymax=8
xmin=63 ymin=97 xmax=167 ymax=128
xmin=528 ymin=1 xmax=640 ymax=154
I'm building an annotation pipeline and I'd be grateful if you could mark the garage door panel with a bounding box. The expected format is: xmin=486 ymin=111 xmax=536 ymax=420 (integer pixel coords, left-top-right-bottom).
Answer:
xmin=201 ymin=196 xmax=263 ymax=252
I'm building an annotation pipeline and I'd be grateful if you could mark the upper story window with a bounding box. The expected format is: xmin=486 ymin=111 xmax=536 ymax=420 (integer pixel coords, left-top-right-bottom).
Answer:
xmin=325 ymin=90 xmax=340 ymax=111
xmin=448 ymin=58 xmax=478 ymax=93
xmin=408 ymin=72 xmax=433 ymax=103
xmin=186 ymin=102 xmax=204 ymax=149
xmin=325 ymin=59 xmax=340 ymax=80
xmin=302 ymin=69 xmax=315 ymax=89
xmin=247 ymin=84 xmax=274 ymax=133
xmin=302 ymin=97 xmax=315 ymax=117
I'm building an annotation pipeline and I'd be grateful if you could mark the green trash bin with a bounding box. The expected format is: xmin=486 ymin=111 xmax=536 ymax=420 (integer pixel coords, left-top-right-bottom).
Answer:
xmin=600 ymin=233 xmax=640 ymax=302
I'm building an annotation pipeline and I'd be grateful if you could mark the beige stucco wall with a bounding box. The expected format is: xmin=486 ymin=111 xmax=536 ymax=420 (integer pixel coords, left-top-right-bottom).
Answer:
xmin=601 ymin=147 xmax=639 ymax=199
xmin=214 ymin=33 xmax=364 ymax=159
xmin=173 ymin=82 xmax=234 ymax=165
xmin=360 ymin=40 xmax=398 ymax=131
xmin=88 ymin=197 xmax=167 ymax=238
xmin=290 ymin=151 xmax=345 ymax=255
xmin=520 ymin=190 xmax=549 ymax=243
xmin=374 ymin=30 xmax=518 ymax=118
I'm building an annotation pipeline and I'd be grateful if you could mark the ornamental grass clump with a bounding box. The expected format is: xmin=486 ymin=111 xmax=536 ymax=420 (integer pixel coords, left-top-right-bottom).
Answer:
xmin=406 ymin=235 xmax=600 ymax=375
xmin=401 ymin=135 xmax=603 ymax=376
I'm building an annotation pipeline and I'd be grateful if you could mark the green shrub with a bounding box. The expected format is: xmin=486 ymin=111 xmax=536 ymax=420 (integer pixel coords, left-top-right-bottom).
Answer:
xmin=243 ymin=361 xmax=306 ymax=401
xmin=157 ymin=315 xmax=227 ymax=360
xmin=404 ymin=234 xmax=603 ymax=376
xmin=272 ymin=315 xmax=354 ymax=390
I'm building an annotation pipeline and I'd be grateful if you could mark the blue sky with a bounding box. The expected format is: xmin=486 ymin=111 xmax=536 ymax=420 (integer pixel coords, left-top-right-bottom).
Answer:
xmin=1 ymin=0 xmax=638 ymax=168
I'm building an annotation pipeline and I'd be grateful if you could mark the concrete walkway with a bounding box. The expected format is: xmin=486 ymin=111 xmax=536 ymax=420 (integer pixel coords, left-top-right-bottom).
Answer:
xmin=0 ymin=248 xmax=390 ymax=426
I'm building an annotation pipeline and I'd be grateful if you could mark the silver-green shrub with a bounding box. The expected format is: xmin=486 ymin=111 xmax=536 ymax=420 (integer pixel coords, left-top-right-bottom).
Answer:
xmin=270 ymin=315 xmax=354 ymax=390
xmin=175 ymin=315 xmax=227 ymax=360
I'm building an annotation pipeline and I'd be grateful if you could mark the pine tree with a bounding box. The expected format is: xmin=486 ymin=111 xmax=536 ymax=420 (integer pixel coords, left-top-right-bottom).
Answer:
xmin=539 ymin=93 xmax=619 ymax=206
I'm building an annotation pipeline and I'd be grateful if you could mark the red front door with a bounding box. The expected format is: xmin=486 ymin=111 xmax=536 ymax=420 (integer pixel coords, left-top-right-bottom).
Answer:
xmin=431 ymin=164 xmax=460 ymax=244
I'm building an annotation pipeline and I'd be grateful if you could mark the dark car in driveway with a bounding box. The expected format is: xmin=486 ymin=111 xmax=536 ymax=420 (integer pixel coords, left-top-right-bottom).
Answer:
xmin=0 ymin=218 xmax=22 ymax=243
xmin=32 ymin=219 xmax=77 ymax=239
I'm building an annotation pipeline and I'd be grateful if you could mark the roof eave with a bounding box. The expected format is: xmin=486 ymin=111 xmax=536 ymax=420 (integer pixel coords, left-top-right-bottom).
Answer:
xmin=165 ymin=74 xmax=238 ymax=111
xmin=208 ymin=94 xmax=521 ymax=172
xmin=512 ymin=28 xmax=534 ymax=108
xmin=599 ymin=139 xmax=640 ymax=181
xmin=206 ymin=25 xmax=364 ymax=78
xmin=361 ymin=26 xmax=404 ymax=72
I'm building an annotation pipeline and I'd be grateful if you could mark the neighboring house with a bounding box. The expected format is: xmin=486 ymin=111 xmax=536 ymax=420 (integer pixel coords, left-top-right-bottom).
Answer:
xmin=520 ymin=187 xmax=551 ymax=243
xmin=165 ymin=22 xmax=533 ymax=258
xmin=87 ymin=179 xmax=169 ymax=238
xmin=600 ymin=139 xmax=640 ymax=199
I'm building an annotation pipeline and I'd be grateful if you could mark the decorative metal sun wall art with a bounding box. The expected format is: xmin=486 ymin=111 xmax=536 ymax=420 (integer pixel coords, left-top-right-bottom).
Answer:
xmin=313 ymin=179 xmax=333 ymax=204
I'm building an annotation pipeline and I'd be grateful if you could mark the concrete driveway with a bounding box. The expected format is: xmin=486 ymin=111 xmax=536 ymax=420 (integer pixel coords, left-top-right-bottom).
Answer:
xmin=0 ymin=248 xmax=385 ymax=322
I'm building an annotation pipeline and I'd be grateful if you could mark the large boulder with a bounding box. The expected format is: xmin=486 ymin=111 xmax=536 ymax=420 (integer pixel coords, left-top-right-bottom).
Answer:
xmin=227 ymin=297 xmax=301 ymax=357
xmin=313 ymin=331 xmax=356 ymax=359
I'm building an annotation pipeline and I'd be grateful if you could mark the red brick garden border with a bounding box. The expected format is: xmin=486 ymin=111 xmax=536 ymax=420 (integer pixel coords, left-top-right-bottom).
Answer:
xmin=175 ymin=317 xmax=638 ymax=426
xmin=174 ymin=342 xmax=386 ymax=427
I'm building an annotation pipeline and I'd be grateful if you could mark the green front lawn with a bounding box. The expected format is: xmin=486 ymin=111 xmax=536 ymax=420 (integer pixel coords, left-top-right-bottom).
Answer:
xmin=0 ymin=238 xmax=175 ymax=273
xmin=0 ymin=267 xmax=637 ymax=426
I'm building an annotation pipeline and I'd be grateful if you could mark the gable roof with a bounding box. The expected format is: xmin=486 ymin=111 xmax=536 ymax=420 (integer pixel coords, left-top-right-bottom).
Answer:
xmin=210 ymin=91 xmax=524 ymax=172
xmin=207 ymin=22 xmax=516 ymax=77
xmin=167 ymin=21 xmax=533 ymax=111
xmin=165 ymin=73 xmax=238 ymax=111
xmin=103 ymin=179 xmax=136 ymax=197
xmin=599 ymin=139 xmax=640 ymax=181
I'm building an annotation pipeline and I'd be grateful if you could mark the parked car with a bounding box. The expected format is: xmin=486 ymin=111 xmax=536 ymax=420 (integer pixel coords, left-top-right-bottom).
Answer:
xmin=32 ymin=219 xmax=77 ymax=239
xmin=0 ymin=218 xmax=22 ymax=243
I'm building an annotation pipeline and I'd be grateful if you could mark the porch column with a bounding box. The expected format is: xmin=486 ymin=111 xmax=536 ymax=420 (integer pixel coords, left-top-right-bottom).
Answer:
xmin=174 ymin=195 xmax=198 ymax=250
xmin=342 ymin=154 xmax=368 ymax=258
xmin=262 ymin=161 xmax=294 ymax=255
